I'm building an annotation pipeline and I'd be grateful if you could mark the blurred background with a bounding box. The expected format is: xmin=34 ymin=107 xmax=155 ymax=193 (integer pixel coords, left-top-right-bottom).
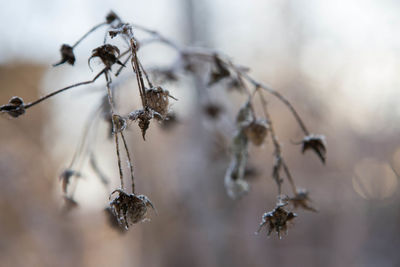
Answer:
xmin=1 ymin=0 xmax=400 ymax=266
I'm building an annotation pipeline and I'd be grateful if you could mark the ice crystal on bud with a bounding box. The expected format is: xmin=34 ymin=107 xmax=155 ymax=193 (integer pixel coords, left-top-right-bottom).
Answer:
xmin=0 ymin=96 xmax=25 ymax=118
xmin=257 ymin=201 xmax=297 ymax=239
xmin=109 ymin=189 xmax=155 ymax=229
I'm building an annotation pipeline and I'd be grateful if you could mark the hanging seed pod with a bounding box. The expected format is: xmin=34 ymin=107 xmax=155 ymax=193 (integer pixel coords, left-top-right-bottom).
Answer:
xmin=109 ymin=189 xmax=155 ymax=229
xmin=145 ymin=86 xmax=174 ymax=117
xmin=243 ymin=119 xmax=269 ymax=146
xmin=256 ymin=201 xmax=297 ymax=239
xmin=53 ymin=44 xmax=75 ymax=66
xmin=300 ymin=134 xmax=327 ymax=164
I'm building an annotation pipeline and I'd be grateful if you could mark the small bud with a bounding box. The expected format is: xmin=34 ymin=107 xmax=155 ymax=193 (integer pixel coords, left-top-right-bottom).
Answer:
xmin=0 ymin=96 xmax=25 ymax=118
xmin=301 ymin=134 xmax=327 ymax=164
xmin=53 ymin=44 xmax=75 ymax=66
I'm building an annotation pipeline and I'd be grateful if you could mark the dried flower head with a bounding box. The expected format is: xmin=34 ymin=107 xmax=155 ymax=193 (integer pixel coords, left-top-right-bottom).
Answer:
xmin=301 ymin=134 xmax=326 ymax=164
xmin=88 ymin=44 xmax=125 ymax=70
xmin=109 ymin=189 xmax=155 ymax=229
xmin=145 ymin=86 xmax=173 ymax=117
xmin=243 ymin=119 xmax=269 ymax=146
xmin=53 ymin=44 xmax=75 ymax=67
xmin=289 ymin=188 xmax=317 ymax=212
xmin=257 ymin=201 xmax=297 ymax=239
xmin=0 ymin=96 xmax=25 ymax=118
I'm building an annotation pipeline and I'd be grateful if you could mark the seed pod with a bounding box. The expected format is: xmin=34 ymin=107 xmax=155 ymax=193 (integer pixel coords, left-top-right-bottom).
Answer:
xmin=243 ymin=120 xmax=269 ymax=146
xmin=109 ymin=189 xmax=155 ymax=229
xmin=0 ymin=96 xmax=25 ymax=118
xmin=145 ymin=86 xmax=172 ymax=117
xmin=53 ymin=44 xmax=75 ymax=66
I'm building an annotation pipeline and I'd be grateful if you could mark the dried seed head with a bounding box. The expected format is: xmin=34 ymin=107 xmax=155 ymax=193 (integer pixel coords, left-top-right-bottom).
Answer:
xmin=145 ymin=86 xmax=172 ymax=117
xmin=0 ymin=96 xmax=25 ymax=118
xmin=106 ymin=11 xmax=120 ymax=24
xmin=257 ymin=201 xmax=297 ymax=239
xmin=301 ymin=134 xmax=327 ymax=164
xmin=88 ymin=44 xmax=125 ymax=70
xmin=112 ymin=114 xmax=127 ymax=133
xmin=53 ymin=44 xmax=75 ymax=67
xmin=289 ymin=188 xmax=318 ymax=212
xmin=243 ymin=119 xmax=269 ymax=146
xmin=109 ymin=189 xmax=155 ymax=229
xmin=208 ymin=55 xmax=230 ymax=86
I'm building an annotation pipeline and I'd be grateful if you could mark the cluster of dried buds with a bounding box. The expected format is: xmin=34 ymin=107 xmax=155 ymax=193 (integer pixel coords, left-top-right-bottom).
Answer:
xmin=0 ymin=11 xmax=327 ymax=237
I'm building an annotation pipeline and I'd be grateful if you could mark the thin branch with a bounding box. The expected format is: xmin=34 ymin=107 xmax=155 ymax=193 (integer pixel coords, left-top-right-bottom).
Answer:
xmin=73 ymin=22 xmax=107 ymax=48
xmin=105 ymin=72 xmax=124 ymax=189
xmin=120 ymin=132 xmax=135 ymax=194
xmin=24 ymin=69 xmax=106 ymax=109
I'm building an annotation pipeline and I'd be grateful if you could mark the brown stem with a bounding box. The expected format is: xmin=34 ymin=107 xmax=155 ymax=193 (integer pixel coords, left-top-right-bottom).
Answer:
xmin=24 ymin=69 xmax=106 ymax=109
xmin=105 ymin=72 xmax=124 ymax=189
xmin=120 ymin=132 xmax=135 ymax=193
xmin=72 ymin=22 xmax=107 ymax=48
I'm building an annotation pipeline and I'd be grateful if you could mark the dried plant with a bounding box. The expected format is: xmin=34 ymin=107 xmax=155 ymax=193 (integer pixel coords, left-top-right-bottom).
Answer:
xmin=0 ymin=11 xmax=326 ymax=238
